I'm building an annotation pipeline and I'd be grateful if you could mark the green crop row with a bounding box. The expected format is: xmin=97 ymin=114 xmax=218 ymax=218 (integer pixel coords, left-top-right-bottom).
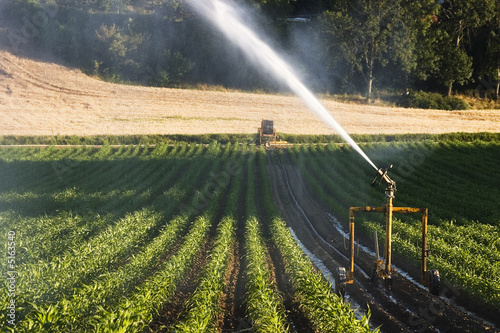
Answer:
xmin=0 ymin=209 xmax=166 ymax=333
xmin=2 ymin=132 xmax=499 ymax=146
xmin=244 ymin=217 xmax=288 ymax=333
xmin=7 ymin=157 xmax=224 ymax=331
xmin=90 ymin=214 xmax=213 ymax=333
xmin=172 ymin=215 xmax=236 ymax=332
xmin=0 ymin=144 xmax=232 ymax=332
xmin=86 ymin=141 xmax=233 ymax=332
xmin=243 ymin=148 xmax=288 ymax=332
xmin=1 ymin=154 xmax=191 ymax=263
xmin=359 ymin=219 xmax=500 ymax=309
xmin=89 ymin=144 xmax=235 ymax=332
xmin=2 ymin=139 xmax=495 ymax=332
xmin=295 ymin=140 xmax=500 ymax=226
xmin=5 ymin=156 xmax=213 ymax=297
xmin=269 ymin=217 xmax=375 ymax=333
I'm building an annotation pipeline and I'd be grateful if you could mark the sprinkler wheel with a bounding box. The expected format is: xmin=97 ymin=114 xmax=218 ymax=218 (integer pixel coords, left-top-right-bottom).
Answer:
xmin=335 ymin=267 xmax=347 ymax=298
xmin=427 ymin=269 xmax=440 ymax=296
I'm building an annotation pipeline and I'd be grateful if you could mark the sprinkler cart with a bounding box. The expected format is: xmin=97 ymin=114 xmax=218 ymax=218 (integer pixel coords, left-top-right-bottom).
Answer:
xmin=336 ymin=165 xmax=440 ymax=296
xmin=257 ymin=119 xmax=288 ymax=148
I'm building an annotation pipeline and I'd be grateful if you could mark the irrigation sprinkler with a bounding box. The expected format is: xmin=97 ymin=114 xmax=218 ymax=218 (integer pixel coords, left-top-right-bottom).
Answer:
xmin=336 ymin=165 xmax=440 ymax=296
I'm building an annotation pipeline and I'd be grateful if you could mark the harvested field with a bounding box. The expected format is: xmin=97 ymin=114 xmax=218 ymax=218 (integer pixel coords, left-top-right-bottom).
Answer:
xmin=0 ymin=48 xmax=499 ymax=136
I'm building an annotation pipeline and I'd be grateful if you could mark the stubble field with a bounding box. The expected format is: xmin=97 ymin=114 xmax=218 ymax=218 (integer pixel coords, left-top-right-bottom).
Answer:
xmin=1 ymin=48 xmax=499 ymax=137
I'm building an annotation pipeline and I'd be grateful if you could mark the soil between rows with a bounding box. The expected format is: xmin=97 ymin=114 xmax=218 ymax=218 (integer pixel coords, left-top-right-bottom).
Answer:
xmin=219 ymin=158 xmax=250 ymax=332
xmin=265 ymin=150 xmax=498 ymax=333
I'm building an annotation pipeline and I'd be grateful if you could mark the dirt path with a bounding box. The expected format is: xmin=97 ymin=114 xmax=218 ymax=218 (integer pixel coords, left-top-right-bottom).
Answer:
xmin=266 ymin=150 xmax=498 ymax=333
xmin=1 ymin=48 xmax=499 ymax=136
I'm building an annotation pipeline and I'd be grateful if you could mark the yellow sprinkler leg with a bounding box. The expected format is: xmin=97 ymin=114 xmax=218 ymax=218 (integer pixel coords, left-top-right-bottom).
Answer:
xmin=349 ymin=209 xmax=355 ymax=283
xmin=385 ymin=195 xmax=393 ymax=276
xmin=422 ymin=208 xmax=428 ymax=285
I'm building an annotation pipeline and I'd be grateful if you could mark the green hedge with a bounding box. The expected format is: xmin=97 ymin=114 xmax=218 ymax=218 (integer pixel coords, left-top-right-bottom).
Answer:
xmin=400 ymin=91 xmax=471 ymax=110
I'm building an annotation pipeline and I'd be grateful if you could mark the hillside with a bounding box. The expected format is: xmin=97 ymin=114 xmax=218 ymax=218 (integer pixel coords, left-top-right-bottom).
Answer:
xmin=1 ymin=48 xmax=499 ymax=136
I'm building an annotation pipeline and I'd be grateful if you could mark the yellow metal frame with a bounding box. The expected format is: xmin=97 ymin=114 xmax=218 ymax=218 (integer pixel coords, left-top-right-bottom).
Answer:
xmin=347 ymin=205 xmax=429 ymax=285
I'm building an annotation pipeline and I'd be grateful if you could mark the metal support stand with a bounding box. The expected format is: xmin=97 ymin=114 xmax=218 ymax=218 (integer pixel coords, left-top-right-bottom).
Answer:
xmin=337 ymin=165 xmax=440 ymax=296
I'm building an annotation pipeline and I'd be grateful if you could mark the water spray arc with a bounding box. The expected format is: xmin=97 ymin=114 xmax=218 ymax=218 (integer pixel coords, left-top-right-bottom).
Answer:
xmin=185 ymin=0 xmax=443 ymax=305
xmin=184 ymin=0 xmax=377 ymax=170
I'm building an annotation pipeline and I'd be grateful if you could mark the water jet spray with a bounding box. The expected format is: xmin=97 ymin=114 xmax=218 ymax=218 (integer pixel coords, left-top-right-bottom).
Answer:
xmin=184 ymin=0 xmax=377 ymax=170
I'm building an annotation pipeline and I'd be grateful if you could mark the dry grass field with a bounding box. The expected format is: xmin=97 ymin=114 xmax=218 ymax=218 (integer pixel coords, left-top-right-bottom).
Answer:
xmin=1 ymin=48 xmax=499 ymax=136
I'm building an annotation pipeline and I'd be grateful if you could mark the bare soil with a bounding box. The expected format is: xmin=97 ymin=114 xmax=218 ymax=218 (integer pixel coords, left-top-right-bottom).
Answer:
xmin=0 ymin=48 xmax=499 ymax=136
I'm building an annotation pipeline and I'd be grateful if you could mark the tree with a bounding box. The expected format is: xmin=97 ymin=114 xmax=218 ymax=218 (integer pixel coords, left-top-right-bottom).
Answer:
xmin=147 ymin=51 xmax=193 ymax=88
xmin=482 ymin=1 xmax=500 ymax=100
xmin=319 ymin=0 xmax=437 ymax=102
xmin=250 ymin=0 xmax=296 ymax=16
xmin=436 ymin=36 xmax=473 ymax=96
xmin=319 ymin=2 xmax=388 ymax=102
xmin=94 ymin=23 xmax=144 ymax=79
xmin=437 ymin=0 xmax=495 ymax=95
xmin=404 ymin=1 xmax=441 ymax=83
xmin=493 ymin=23 xmax=500 ymax=100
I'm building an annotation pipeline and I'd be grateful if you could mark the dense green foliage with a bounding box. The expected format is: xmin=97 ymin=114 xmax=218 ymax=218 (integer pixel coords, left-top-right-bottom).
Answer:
xmin=288 ymin=140 xmax=500 ymax=309
xmin=1 ymin=0 xmax=499 ymax=101
xmin=172 ymin=148 xmax=241 ymax=331
xmin=243 ymin=148 xmax=288 ymax=332
xmin=0 ymin=139 xmax=498 ymax=330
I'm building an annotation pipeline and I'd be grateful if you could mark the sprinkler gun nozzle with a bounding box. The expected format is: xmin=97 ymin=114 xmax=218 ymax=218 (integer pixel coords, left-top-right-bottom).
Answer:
xmin=371 ymin=165 xmax=395 ymax=187
xmin=371 ymin=164 xmax=397 ymax=199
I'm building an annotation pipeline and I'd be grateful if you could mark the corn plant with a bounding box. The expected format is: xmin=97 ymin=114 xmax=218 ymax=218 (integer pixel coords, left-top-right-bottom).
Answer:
xmin=360 ymin=218 xmax=500 ymax=309
xmin=244 ymin=217 xmax=288 ymax=333
xmin=91 ymin=213 xmax=213 ymax=333
xmin=12 ymin=154 xmax=221 ymax=331
xmin=291 ymin=140 xmax=500 ymax=310
xmin=88 ymin=149 xmax=228 ymax=332
xmin=243 ymin=148 xmax=288 ymax=332
xmin=172 ymin=215 xmax=236 ymax=332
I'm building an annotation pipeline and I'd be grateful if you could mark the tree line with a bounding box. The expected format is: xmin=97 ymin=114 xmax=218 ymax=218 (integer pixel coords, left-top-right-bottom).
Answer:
xmin=2 ymin=0 xmax=499 ymax=102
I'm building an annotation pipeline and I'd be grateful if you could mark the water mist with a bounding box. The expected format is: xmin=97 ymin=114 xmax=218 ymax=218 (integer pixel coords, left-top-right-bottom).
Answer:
xmin=185 ymin=0 xmax=378 ymax=170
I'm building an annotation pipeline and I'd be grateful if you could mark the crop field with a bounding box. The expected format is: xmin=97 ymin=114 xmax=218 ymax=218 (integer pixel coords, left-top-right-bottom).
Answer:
xmin=0 ymin=138 xmax=499 ymax=332
xmin=0 ymin=143 xmax=375 ymax=332
xmin=2 ymin=3 xmax=500 ymax=330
